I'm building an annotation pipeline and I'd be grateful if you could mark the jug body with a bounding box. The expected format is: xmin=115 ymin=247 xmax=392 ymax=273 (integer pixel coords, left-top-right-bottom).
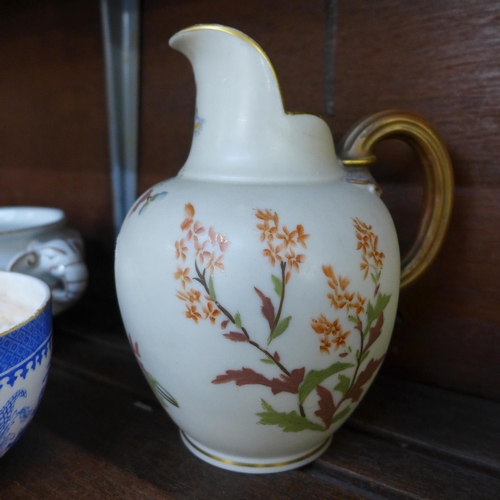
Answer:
xmin=115 ymin=176 xmax=400 ymax=472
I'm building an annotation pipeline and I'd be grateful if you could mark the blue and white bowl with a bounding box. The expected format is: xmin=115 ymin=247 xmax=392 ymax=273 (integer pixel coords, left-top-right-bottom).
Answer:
xmin=0 ymin=271 xmax=52 ymax=458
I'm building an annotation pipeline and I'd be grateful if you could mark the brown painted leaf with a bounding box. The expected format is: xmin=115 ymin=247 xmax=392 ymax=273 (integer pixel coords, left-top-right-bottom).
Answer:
xmin=220 ymin=319 xmax=229 ymax=329
xmin=270 ymin=368 xmax=305 ymax=395
xmin=355 ymin=315 xmax=363 ymax=334
xmin=273 ymin=351 xmax=281 ymax=362
xmin=364 ymin=312 xmax=384 ymax=353
xmin=346 ymin=356 xmax=385 ymax=403
xmin=254 ymin=287 xmax=275 ymax=331
xmin=315 ymin=385 xmax=335 ymax=429
xmin=212 ymin=368 xmax=271 ymax=387
xmin=339 ymin=352 xmax=349 ymax=358
xmin=212 ymin=367 xmax=305 ymax=395
xmin=223 ymin=331 xmax=248 ymax=342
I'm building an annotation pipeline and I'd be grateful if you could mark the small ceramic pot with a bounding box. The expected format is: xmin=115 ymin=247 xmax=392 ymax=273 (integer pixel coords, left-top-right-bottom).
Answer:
xmin=0 ymin=271 xmax=52 ymax=458
xmin=0 ymin=207 xmax=88 ymax=315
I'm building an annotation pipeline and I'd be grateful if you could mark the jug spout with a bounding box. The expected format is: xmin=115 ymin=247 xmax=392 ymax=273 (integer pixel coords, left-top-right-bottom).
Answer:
xmin=169 ymin=25 xmax=343 ymax=183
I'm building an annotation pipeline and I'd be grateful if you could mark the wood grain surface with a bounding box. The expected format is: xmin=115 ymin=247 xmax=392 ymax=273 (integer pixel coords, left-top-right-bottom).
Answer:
xmin=0 ymin=0 xmax=499 ymax=402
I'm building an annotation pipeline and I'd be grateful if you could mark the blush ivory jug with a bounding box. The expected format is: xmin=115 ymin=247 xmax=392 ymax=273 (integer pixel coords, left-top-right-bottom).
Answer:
xmin=115 ymin=25 xmax=453 ymax=473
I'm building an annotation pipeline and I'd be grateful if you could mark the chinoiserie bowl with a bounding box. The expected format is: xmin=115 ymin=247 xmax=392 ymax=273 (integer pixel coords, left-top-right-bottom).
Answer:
xmin=0 ymin=271 xmax=52 ymax=458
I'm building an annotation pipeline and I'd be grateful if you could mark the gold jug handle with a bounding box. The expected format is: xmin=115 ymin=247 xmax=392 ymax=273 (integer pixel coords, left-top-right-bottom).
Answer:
xmin=339 ymin=110 xmax=454 ymax=289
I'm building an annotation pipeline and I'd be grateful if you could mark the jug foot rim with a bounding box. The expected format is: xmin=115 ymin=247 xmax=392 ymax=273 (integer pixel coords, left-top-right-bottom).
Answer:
xmin=180 ymin=430 xmax=332 ymax=474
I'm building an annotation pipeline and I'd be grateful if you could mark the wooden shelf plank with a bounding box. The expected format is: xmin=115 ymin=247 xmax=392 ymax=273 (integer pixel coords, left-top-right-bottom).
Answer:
xmin=0 ymin=367 xmax=363 ymax=500
xmin=350 ymin=375 xmax=500 ymax=475
xmin=1 ymin=356 xmax=499 ymax=499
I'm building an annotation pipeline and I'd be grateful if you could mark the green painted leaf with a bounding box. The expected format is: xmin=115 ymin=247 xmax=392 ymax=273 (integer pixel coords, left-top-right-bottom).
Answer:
xmin=208 ymin=275 xmax=216 ymax=301
xmin=376 ymin=293 xmax=391 ymax=314
xmin=370 ymin=273 xmax=377 ymax=284
xmin=299 ymin=362 xmax=355 ymax=405
xmin=367 ymin=293 xmax=391 ymax=327
xmin=271 ymin=275 xmax=283 ymax=297
xmin=145 ymin=372 xmax=179 ymax=408
xmin=332 ymin=405 xmax=351 ymax=424
xmin=268 ymin=315 xmax=292 ymax=345
xmin=348 ymin=315 xmax=358 ymax=324
xmin=334 ymin=374 xmax=351 ymax=397
xmin=257 ymin=400 xmax=324 ymax=432
xmin=360 ymin=350 xmax=370 ymax=365
xmin=367 ymin=300 xmax=375 ymax=325
xmin=260 ymin=358 xmax=275 ymax=364
xmin=235 ymin=312 xmax=242 ymax=329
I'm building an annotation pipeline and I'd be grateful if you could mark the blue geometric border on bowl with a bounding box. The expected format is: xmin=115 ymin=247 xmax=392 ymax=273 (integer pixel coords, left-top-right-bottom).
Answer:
xmin=0 ymin=306 xmax=52 ymax=389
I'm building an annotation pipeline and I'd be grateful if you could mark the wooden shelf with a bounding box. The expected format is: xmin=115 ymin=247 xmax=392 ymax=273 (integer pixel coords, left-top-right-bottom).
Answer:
xmin=1 ymin=295 xmax=499 ymax=499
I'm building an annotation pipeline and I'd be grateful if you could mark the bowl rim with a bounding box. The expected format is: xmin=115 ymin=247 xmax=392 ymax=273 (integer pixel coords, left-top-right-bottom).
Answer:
xmin=0 ymin=271 xmax=51 ymax=338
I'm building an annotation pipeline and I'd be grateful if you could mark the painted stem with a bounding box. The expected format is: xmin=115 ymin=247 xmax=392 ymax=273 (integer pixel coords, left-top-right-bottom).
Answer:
xmin=335 ymin=275 xmax=381 ymax=421
xmin=272 ymin=261 xmax=287 ymax=331
xmin=349 ymin=315 xmax=365 ymax=395
xmin=194 ymin=258 xmax=306 ymax=417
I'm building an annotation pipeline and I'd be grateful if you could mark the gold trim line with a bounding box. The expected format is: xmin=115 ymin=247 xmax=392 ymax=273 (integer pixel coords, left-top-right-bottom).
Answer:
xmin=342 ymin=158 xmax=377 ymax=166
xmin=0 ymin=298 xmax=51 ymax=338
xmin=178 ymin=25 xmax=279 ymax=85
xmin=175 ymin=24 xmax=290 ymax=112
xmin=182 ymin=431 xmax=331 ymax=469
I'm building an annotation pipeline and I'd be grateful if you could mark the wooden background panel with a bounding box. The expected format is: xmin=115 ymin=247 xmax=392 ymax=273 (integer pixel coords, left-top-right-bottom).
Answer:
xmin=0 ymin=0 xmax=499 ymax=400
xmin=331 ymin=0 xmax=500 ymax=186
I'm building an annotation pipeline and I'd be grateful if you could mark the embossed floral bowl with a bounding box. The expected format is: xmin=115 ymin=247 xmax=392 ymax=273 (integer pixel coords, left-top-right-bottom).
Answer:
xmin=0 ymin=271 xmax=52 ymax=458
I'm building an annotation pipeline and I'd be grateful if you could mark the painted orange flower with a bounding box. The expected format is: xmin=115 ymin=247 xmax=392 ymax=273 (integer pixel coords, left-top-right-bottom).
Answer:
xmin=353 ymin=217 xmax=385 ymax=277
xmin=181 ymin=203 xmax=195 ymax=231
xmin=186 ymin=220 xmax=205 ymax=241
xmin=314 ymin=217 xmax=386 ymax=353
xmin=185 ymin=304 xmax=202 ymax=323
xmin=295 ymin=224 xmax=309 ymax=248
xmin=333 ymin=330 xmax=350 ymax=351
xmin=351 ymin=293 xmax=366 ymax=315
xmin=285 ymin=248 xmax=305 ymax=272
xmin=174 ymin=266 xmax=191 ymax=289
xmin=257 ymin=219 xmax=278 ymax=242
xmin=356 ymin=232 xmax=371 ymax=254
xmin=311 ymin=314 xmax=350 ymax=354
xmin=284 ymin=248 xmax=305 ymax=283
xmin=322 ymin=264 xmax=335 ymax=280
xmin=353 ymin=217 xmax=372 ymax=233
xmin=320 ymin=337 xmax=332 ymax=354
xmin=218 ymin=235 xmax=230 ymax=252
xmin=311 ymin=315 xmax=341 ymax=336
xmin=263 ymin=242 xmax=283 ymax=266
xmin=277 ymin=226 xmax=297 ymax=248
xmin=176 ymin=289 xmax=201 ymax=303
xmin=311 ymin=314 xmax=329 ymax=334
xmin=207 ymin=226 xmax=229 ymax=252
xmin=328 ymin=292 xmax=347 ymax=310
xmin=339 ymin=275 xmax=350 ymax=292
xmin=175 ymin=239 xmax=188 ymax=261
xmin=193 ymin=236 xmax=211 ymax=264
xmin=207 ymin=253 xmax=224 ymax=274
xmin=255 ymin=209 xmax=279 ymax=227
xmin=208 ymin=226 xmax=217 ymax=246
xmin=360 ymin=255 xmax=370 ymax=279
xmin=203 ymin=302 xmax=221 ymax=324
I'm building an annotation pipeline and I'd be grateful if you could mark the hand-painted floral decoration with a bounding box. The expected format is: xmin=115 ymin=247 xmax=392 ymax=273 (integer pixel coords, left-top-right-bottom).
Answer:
xmin=174 ymin=205 xmax=391 ymax=432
